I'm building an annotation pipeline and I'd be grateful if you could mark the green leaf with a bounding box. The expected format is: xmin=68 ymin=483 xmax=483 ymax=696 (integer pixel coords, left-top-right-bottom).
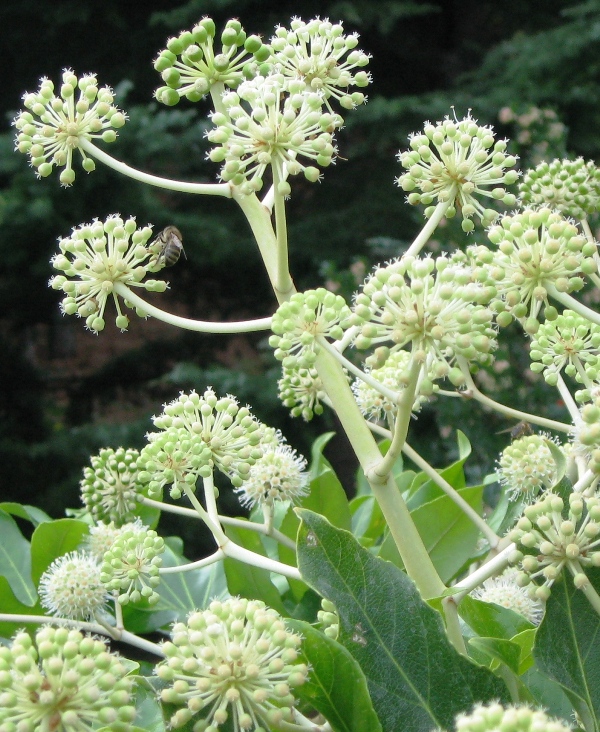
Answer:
xmin=0 ymin=509 xmax=36 ymax=606
xmin=405 ymin=445 xmax=469 ymax=511
xmin=123 ymin=542 xmax=228 ymax=633
xmin=459 ymin=595 xmax=535 ymax=640
xmin=288 ymin=619 xmax=382 ymax=732
xmin=30 ymin=519 xmax=89 ymax=586
xmin=0 ymin=575 xmax=42 ymax=638
xmin=349 ymin=495 xmax=385 ymax=544
xmin=223 ymin=525 xmax=288 ymax=615
xmin=309 ymin=432 xmax=337 ymax=479
xmin=534 ymin=569 xmax=600 ymax=728
xmin=296 ymin=510 xmax=509 ymax=732
xmin=379 ymin=486 xmax=483 ymax=583
xmin=0 ymin=503 xmax=51 ymax=526
xmin=468 ymin=636 xmax=521 ymax=673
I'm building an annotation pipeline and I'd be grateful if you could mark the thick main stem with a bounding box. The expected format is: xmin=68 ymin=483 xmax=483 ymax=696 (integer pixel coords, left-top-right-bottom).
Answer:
xmin=272 ymin=167 xmax=294 ymax=297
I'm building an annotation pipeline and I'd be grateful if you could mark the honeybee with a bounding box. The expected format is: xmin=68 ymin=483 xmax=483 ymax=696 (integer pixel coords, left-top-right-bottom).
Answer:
xmin=497 ymin=421 xmax=534 ymax=440
xmin=149 ymin=226 xmax=186 ymax=269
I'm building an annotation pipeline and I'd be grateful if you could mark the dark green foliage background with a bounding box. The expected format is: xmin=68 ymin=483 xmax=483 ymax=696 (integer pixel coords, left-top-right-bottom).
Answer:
xmin=1 ymin=0 xmax=600 ymax=526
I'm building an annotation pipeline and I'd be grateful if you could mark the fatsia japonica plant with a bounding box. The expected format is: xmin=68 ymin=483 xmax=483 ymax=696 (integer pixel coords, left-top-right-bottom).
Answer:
xmin=7 ymin=12 xmax=600 ymax=732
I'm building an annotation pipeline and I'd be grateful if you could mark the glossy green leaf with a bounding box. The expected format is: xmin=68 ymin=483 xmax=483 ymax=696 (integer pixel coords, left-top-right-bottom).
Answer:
xmin=379 ymin=486 xmax=483 ymax=583
xmin=288 ymin=619 xmax=382 ymax=732
xmin=512 ymin=629 xmax=536 ymax=674
xmin=459 ymin=595 xmax=535 ymax=640
xmin=0 ymin=509 xmax=36 ymax=606
xmin=131 ymin=676 xmax=168 ymax=732
xmin=0 ymin=503 xmax=51 ymax=526
xmin=349 ymin=495 xmax=385 ymax=543
xmin=223 ymin=525 xmax=288 ymax=615
xmin=296 ymin=510 xmax=509 ymax=732
xmin=468 ymin=636 xmax=521 ymax=673
xmin=534 ymin=569 xmax=600 ymax=727
xmin=309 ymin=432 xmax=337 ymax=479
xmin=30 ymin=518 xmax=89 ymax=586
xmin=0 ymin=575 xmax=42 ymax=638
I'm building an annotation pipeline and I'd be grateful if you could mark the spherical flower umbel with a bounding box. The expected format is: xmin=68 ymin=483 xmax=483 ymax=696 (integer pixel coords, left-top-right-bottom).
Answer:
xmin=271 ymin=17 xmax=371 ymax=111
xmin=350 ymin=255 xmax=497 ymax=382
xmin=84 ymin=518 xmax=146 ymax=561
xmin=100 ymin=528 xmax=164 ymax=605
xmin=49 ymin=215 xmax=168 ymax=333
xmin=529 ymin=309 xmax=600 ymax=387
xmin=471 ymin=567 xmax=543 ymax=625
xmin=80 ymin=446 xmax=145 ymax=524
xmin=0 ymin=627 xmax=136 ymax=732
xmin=38 ymin=551 xmax=109 ymax=621
xmin=508 ymin=490 xmax=600 ymax=600
xmin=278 ymin=365 xmax=328 ymax=421
xmin=497 ymin=433 xmax=562 ymax=500
xmin=444 ymin=702 xmax=571 ymax=732
xmin=352 ymin=348 xmax=439 ymax=422
xmin=397 ymin=113 xmax=519 ymax=231
xmin=13 ymin=69 xmax=126 ymax=186
xmin=156 ymin=598 xmax=309 ymax=731
xmin=138 ymin=388 xmax=265 ymax=498
xmin=572 ymin=397 xmax=600 ymax=474
xmin=519 ymin=158 xmax=600 ymax=220
xmin=208 ymin=74 xmax=340 ymax=195
xmin=154 ymin=17 xmax=271 ymax=106
xmin=269 ymin=288 xmax=351 ymax=369
xmin=481 ymin=207 xmax=595 ymax=331
xmin=235 ymin=443 xmax=309 ymax=508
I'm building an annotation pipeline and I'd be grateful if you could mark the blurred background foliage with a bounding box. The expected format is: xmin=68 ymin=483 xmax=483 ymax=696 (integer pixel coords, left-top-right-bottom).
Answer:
xmin=1 ymin=0 xmax=600 ymax=531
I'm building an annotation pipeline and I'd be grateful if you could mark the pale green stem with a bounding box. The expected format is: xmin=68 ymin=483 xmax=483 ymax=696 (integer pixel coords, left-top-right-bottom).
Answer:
xmin=442 ymin=597 xmax=468 ymax=655
xmin=182 ymin=483 xmax=227 ymax=543
xmin=555 ymin=372 xmax=582 ymax=423
xmin=402 ymin=441 xmax=500 ymax=548
xmin=314 ymin=347 xmax=445 ymax=599
xmin=79 ymin=139 xmax=231 ymax=196
xmin=371 ymin=359 xmax=421 ymax=480
xmin=202 ymin=471 xmax=222 ymax=529
xmin=581 ymin=217 xmax=594 ymax=245
xmin=159 ymin=549 xmax=225 ymax=574
xmin=589 ymin=272 xmax=600 ymax=290
xmin=573 ymin=469 xmax=597 ymax=494
xmin=263 ymin=503 xmax=274 ymax=533
xmin=223 ymin=540 xmax=301 ymax=580
xmin=573 ymin=356 xmax=597 ymax=392
xmin=333 ymin=324 xmax=359 ymax=354
xmin=317 ymin=337 xmax=400 ymax=402
xmin=450 ymin=543 xmax=515 ymax=603
xmin=568 ymin=560 xmax=600 ymax=617
xmin=138 ymin=496 xmax=296 ymax=550
xmin=404 ymin=198 xmax=453 ymax=257
xmin=209 ymin=81 xmax=227 ymax=116
xmin=114 ymin=283 xmax=272 ymax=333
xmin=272 ymin=166 xmax=293 ymax=297
xmin=496 ymin=666 xmax=521 ymax=704
xmin=0 ymin=614 xmax=163 ymax=656
xmin=546 ymin=284 xmax=600 ymax=329
xmin=234 ymin=192 xmax=284 ymax=297
xmin=436 ymin=388 xmax=464 ymax=398
xmin=113 ymin=598 xmax=124 ymax=631
xmin=456 ymin=356 xmax=571 ymax=433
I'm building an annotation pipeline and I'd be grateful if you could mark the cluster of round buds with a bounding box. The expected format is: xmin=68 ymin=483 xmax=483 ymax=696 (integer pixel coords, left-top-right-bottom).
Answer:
xmin=508 ymin=491 xmax=600 ymax=600
xmin=519 ymin=158 xmax=600 ymax=220
xmin=352 ymin=348 xmax=441 ymax=421
xmin=156 ymin=598 xmax=309 ymax=731
xmin=13 ymin=69 xmax=126 ymax=185
xmin=38 ymin=551 xmax=108 ymax=621
xmin=208 ymin=74 xmax=340 ymax=195
xmin=270 ymin=288 xmax=352 ymax=369
xmin=397 ymin=113 xmax=519 ymax=231
xmin=529 ymin=309 xmax=600 ymax=387
xmin=444 ymin=702 xmax=571 ymax=732
xmin=49 ymin=215 xmax=168 ymax=333
xmin=470 ymin=567 xmax=543 ymax=625
xmin=235 ymin=443 xmax=309 ymax=508
xmin=317 ymin=598 xmax=339 ymax=639
xmin=80 ymin=446 xmax=145 ymax=524
xmin=154 ymin=18 xmax=271 ymax=106
xmin=572 ymin=398 xmax=600 ymax=473
xmin=270 ymin=17 xmax=371 ymax=111
xmin=84 ymin=518 xmax=145 ymax=560
xmin=481 ymin=207 xmax=595 ymax=332
xmin=278 ymin=365 xmax=328 ymax=421
xmin=100 ymin=528 xmax=164 ymax=605
xmin=350 ymin=256 xmax=497 ymax=381
xmin=0 ymin=627 xmax=136 ymax=732
xmin=497 ymin=433 xmax=563 ymax=500
xmin=138 ymin=388 xmax=264 ymax=498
